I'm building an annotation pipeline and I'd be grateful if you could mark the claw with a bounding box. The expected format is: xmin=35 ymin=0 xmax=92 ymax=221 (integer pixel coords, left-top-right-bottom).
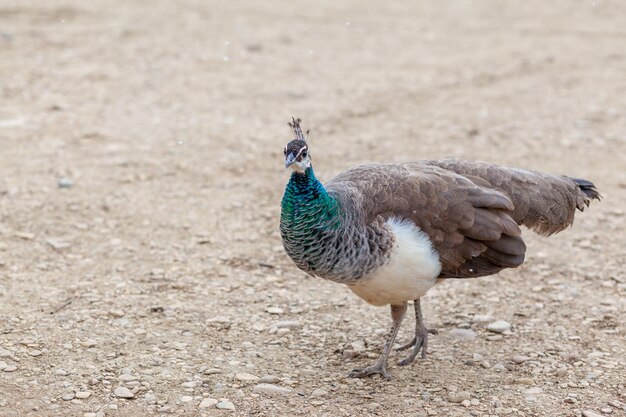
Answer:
xmin=396 ymin=337 xmax=416 ymax=352
xmin=348 ymin=363 xmax=391 ymax=380
xmin=397 ymin=328 xmax=437 ymax=366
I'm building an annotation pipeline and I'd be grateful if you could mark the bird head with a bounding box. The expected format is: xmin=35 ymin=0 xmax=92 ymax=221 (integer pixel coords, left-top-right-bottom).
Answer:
xmin=284 ymin=117 xmax=311 ymax=174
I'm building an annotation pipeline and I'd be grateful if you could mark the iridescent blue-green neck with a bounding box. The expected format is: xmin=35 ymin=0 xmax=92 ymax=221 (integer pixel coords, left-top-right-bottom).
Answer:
xmin=280 ymin=166 xmax=393 ymax=283
xmin=280 ymin=167 xmax=343 ymax=273
xmin=280 ymin=167 xmax=338 ymax=223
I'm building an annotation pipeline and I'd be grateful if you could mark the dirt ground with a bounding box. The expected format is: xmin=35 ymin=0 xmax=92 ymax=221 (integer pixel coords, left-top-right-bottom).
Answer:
xmin=0 ymin=0 xmax=625 ymax=416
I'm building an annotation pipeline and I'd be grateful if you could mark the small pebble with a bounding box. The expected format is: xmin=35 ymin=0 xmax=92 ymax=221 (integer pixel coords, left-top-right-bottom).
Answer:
xmin=511 ymin=355 xmax=531 ymax=364
xmin=82 ymin=339 xmax=97 ymax=348
xmin=57 ymin=177 xmax=74 ymax=188
xmin=235 ymin=372 xmax=258 ymax=382
xmin=258 ymin=376 xmax=280 ymax=383
xmin=199 ymin=398 xmax=218 ymax=408
xmin=265 ymin=307 xmax=284 ymax=315
xmin=582 ymin=411 xmax=603 ymax=417
xmin=486 ymin=320 xmax=511 ymax=333
xmin=62 ymin=393 xmax=75 ymax=401
xmin=311 ymin=388 xmax=328 ymax=397
xmin=28 ymin=350 xmax=43 ymax=357
xmin=276 ymin=328 xmax=290 ymax=337
xmin=253 ymin=383 xmax=292 ymax=395
xmin=75 ymin=391 xmax=91 ymax=399
xmin=3 ymin=365 xmax=17 ymax=372
xmin=114 ymin=386 xmax=134 ymax=399
xmin=448 ymin=391 xmax=471 ymax=403
xmin=118 ymin=374 xmax=137 ymax=382
xmin=216 ymin=400 xmax=235 ymax=410
xmin=180 ymin=396 xmax=193 ymax=403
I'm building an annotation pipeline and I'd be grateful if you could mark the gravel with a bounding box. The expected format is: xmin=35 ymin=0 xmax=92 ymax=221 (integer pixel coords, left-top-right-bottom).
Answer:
xmin=199 ymin=398 xmax=218 ymax=408
xmin=1 ymin=2 xmax=624 ymax=417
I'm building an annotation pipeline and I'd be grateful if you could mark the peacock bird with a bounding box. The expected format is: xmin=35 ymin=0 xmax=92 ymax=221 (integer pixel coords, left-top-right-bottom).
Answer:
xmin=279 ymin=118 xmax=601 ymax=379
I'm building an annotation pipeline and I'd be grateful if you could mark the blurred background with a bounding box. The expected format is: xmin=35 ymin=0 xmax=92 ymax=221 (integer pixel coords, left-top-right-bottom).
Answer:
xmin=0 ymin=1 xmax=624 ymax=416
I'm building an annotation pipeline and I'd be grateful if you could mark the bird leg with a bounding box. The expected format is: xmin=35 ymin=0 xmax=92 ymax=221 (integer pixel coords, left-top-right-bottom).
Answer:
xmin=348 ymin=302 xmax=407 ymax=380
xmin=396 ymin=298 xmax=437 ymax=366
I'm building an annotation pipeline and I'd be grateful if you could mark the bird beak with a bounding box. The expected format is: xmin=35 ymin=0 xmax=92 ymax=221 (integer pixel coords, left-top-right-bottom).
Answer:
xmin=285 ymin=154 xmax=296 ymax=169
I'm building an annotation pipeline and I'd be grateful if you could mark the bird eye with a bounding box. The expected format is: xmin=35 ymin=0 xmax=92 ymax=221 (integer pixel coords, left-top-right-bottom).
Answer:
xmin=283 ymin=148 xmax=287 ymax=155
xmin=302 ymin=150 xmax=307 ymax=157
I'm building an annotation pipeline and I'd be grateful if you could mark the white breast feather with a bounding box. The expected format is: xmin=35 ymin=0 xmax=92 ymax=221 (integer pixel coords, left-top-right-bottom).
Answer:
xmin=348 ymin=218 xmax=442 ymax=306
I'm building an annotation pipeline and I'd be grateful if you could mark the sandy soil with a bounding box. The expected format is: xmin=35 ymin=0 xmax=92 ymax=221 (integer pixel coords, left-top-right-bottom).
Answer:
xmin=1 ymin=0 xmax=625 ymax=416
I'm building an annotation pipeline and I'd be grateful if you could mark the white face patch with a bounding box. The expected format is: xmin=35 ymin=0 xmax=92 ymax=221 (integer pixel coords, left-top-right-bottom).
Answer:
xmin=287 ymin=146 xmax=311 ymax=173
xmin=295 ymin=146 xmax=308 ymax=158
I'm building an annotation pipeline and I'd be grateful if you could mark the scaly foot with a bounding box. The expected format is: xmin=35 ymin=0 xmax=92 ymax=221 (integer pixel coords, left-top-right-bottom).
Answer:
xmin=397 ymin=328 xmax=437 ymax=366
xmin=348 ymin=362 xmax=391 ymax=380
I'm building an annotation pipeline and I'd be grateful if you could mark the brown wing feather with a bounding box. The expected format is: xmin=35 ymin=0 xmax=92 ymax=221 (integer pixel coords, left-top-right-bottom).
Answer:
xmin=325 ymin=162 xmax=526 ymax=278
xmin=427 ymin=159 xmax=599 ymax=236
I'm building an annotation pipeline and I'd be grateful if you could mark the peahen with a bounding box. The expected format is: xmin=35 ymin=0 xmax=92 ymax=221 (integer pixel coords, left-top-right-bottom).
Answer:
xmin=279 ymin=118 xmax=601 ymax=379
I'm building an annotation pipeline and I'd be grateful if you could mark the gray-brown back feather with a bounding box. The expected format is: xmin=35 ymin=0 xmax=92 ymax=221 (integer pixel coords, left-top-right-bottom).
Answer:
xmin=325 ymin=160 xmax=599 ymax=279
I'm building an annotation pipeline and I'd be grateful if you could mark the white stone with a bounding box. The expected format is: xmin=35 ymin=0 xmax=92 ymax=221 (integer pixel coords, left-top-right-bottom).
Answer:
xmin=486 ymin=320 xmax=511 ymax=333
xmin=265 ymin=307 xmax=284 ymax=315
xmin=114 ymin=386 xmax=134 ymax=398
xmin=582 ymin=411 xmax=603 ymax=417
xmin=311 ymin=388 xmax=328 ymax=397
xmin=199 ymin=398 xmax=218 ymax=408
xmin=75 ymin=391 xmax=91 ymax=399
xmin=253 ymin=383 xmax=292 ymax=395
xmin=448 ymin=391 xmax=471 ymax=403
xmin=511 ymin=355 xmax=531 ymax=364
xmin=216 ymin=400 xmax=235 ymax=410
xmin=258 ymin=376 xmax=280 ymax=384
xmin=235 ymin=372 xmax=259 ymax=382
